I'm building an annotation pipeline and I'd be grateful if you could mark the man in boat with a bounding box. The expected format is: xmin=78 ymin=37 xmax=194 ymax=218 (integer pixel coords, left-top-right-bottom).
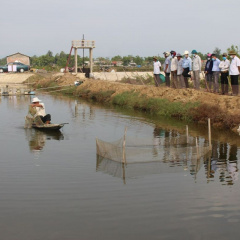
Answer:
xmin=29 ymin=97 xmax=51 ymax=124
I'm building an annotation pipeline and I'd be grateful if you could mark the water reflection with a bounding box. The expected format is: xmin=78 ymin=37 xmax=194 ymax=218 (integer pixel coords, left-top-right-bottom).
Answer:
xmin=97 ymin=125 xmax=239 ymax=185
xmin=205 ymin=142 xmax=239 ymax=185
xmin=55 ymin=96 xmax=96 ymax=121
xmin=2 ymin=92 xmax=240 ymax=239
xmin=97 ymin=154 xmax=207 ymax=184
xmin=2 ymin=94 xmax=32 ymax=110
xmin=25 ymin=129 xmax=64 ymax=152
xmin=96 ymin=126 xmax=208 ymax=184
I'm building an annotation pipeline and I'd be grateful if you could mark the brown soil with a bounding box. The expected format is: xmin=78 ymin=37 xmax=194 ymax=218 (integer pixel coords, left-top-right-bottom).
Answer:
xmin=76 ymin=79 xmax=240 ymax=116
xmin=32 ymin=73 xmax=240 ymax=129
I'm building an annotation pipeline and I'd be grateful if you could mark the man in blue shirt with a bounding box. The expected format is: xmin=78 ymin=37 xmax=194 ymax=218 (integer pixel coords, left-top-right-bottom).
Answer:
xmin=181 ymin=51 xmax=192 ymax=88
xmin=163 ymin=52 xmax=171 ymax=87
xmin=211 ymin=54 xmax=221 ymax=93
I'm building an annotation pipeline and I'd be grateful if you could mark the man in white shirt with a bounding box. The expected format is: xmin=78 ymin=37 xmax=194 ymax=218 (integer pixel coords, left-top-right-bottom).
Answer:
xmin=30 ymin=97 xmax=51 ymax=124
xmin=191 ymin=50 xmax=202 ymax=90
xmin=163 ymin=52 xmax=171 ymax=87
xmin=219 ymin=53 xmax=230 ymax=95
xmin=229 ymin=50 xmax=240 ymax=96
xmin=170 ymin=51 xmax=178 ymax=88
xmin=176 ymin=53 xmax=185 ymax=88
xmin=153 ymin=56 xmax=162 ymax=87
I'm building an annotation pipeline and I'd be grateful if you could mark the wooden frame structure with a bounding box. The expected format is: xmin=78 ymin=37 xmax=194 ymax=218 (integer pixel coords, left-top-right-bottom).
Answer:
xmin=72 ymin=40 xmax=95 ymax=75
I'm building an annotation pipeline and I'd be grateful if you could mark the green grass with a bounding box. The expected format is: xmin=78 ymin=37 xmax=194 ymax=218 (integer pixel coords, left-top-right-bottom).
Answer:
xmin=76 ymin=88 xmax=115 ymax=102
xmin=112 ymin=91 xmax=199 ymax=121
xmin=24 ymin=74 xmax=45 ymax=84
xmin=60 ymin=86 xmax=76 ymax=95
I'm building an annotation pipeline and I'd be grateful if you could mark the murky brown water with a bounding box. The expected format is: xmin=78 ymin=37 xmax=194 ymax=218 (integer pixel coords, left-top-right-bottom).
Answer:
xmin=0 ymin=93 xmax=240 ymax=240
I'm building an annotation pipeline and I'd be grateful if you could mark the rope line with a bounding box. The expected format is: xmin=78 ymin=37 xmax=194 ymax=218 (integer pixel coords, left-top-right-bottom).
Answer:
xmin=35 ymin=84 xmax=74 ymax=90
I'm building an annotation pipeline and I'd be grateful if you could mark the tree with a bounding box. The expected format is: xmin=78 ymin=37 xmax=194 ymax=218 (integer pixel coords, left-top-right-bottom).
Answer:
xmin=212 ymin=47 xmax=221 ymax=58
xmin=46 ymin=50 xmax=53 ymax=57
xmin=122 ymin=55 xmax=132 ymax=66
xmin=198 ymin=52 xmax=207 ymax=60
xmin=227 ymin=45 xmax=240 ymax=57
xmin=111 ymin=55 xmax=122 ymax=61
xmin=133 ymin=55 xmax=143 ymax=65
xmin=0 ymin=57 xmax=7 ymax=65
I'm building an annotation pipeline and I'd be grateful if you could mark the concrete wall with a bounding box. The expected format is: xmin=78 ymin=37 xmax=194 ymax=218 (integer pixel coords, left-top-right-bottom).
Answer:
xmin=7 ymin=54 xmax=30 ymax=66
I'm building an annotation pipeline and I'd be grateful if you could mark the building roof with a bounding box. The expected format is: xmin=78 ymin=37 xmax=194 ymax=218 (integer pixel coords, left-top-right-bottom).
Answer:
xmin=7 ymin=52 xmax=30 ymax=58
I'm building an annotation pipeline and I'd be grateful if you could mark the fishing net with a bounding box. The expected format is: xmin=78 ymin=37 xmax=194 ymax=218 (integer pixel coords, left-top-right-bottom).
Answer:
xmin=24 ymin=114 xmax=34 ymax=129
xmin=96 ymin=132 xmax=211 ymax=164
xmin=96 ymin=154 xmax=205 ymax=182
xmin=24 ymin=105 xmax=44 ymax=128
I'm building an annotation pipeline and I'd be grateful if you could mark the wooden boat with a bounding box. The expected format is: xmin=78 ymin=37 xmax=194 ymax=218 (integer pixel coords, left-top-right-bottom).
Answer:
xmin=32 ymin=123 xmax=66 ymax=130
xmin=25 ymin=115 xmax=67 ymax=131
xmin=1 ymin=92 xmax=9 ymax=96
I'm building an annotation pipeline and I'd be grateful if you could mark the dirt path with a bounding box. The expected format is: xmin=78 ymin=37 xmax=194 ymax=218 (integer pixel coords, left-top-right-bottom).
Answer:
xmin=0 ymin=73 xmax=34 ymax=84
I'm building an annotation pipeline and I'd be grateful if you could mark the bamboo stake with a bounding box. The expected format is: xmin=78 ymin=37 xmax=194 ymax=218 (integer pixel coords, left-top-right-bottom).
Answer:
xmin=207 ymin=155 xmax=211 ymax=182
xmin=208 ymin=118 xmax=212 ymax=150
xmin=196 ymin=137 xmax=199 ymax=159
xmin=186 ymin=125 xmax=189 ymax=144
xmin=122 ymin=163 xmax=126 ymax=185
xmin=122 ymin=127 xmax=127 ymax=164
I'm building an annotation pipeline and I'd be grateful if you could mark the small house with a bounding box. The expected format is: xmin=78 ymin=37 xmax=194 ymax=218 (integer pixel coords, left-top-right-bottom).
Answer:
xmin=7 ymin=52 xmax=30 ymax=66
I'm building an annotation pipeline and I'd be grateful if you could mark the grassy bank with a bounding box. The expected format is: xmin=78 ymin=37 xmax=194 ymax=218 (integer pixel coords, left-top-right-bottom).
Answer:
xmin=29 ymin=74 xmax=240 ymax=131
xmin=75 ymin=87 xmax=240 ymax=130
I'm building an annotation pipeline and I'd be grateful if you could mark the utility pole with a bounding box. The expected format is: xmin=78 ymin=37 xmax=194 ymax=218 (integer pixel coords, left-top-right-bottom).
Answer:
xmin=82 ymin=34 xmax=85 ymax=70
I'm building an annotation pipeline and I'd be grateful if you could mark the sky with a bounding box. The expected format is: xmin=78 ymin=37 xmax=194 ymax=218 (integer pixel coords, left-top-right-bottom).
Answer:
xmin=1 ymin=0 xmax=239 ymax=58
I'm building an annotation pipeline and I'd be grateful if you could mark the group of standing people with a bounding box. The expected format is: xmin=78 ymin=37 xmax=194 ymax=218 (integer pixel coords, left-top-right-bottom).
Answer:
xmin=153 ymin=50 xmax=240 ymax=96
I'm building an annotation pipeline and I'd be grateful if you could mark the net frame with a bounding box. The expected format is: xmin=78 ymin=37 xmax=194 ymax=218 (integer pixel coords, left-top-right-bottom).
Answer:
xmin=96 ymin=124 xmax=212 ymax=164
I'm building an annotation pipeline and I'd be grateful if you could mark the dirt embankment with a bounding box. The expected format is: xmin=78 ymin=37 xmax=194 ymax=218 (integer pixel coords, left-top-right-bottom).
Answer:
xmin=76 ymin=79 xmax=240 ymax=116
xmin=31 ymin=73 xmax=240 ymax=130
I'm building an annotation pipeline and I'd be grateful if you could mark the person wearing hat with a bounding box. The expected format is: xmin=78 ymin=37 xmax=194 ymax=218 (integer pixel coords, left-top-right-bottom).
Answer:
xmin=153 ymin=56 xmax=162 ymax=87
xmin=176 ymin=53 xmax=185 ymax=88
xmin=181 ymin=50 xmax=192 ymax=88
xmin=204 ymin=54 xmax=213 ymax=91
xmin=219 ymin=53 xmax=230 ymax=95
xmin=170 ymin=51 xmax=178 ymax=88
xmin=211 ymin=54 xmax=221 ymax=93
xmin=30 ymin=97 xmax=51 ymax=124
xmin=163 ymin=52 xmax=171 ymax=87
xmin=191 ymin=50 xmax=201 ymax=90
xmin=229 ymin=50 xmax=240 ymax=96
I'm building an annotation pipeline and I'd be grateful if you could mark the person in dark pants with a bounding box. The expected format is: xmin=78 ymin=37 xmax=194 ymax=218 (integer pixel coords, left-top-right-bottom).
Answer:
xmin=219 ymin=53 xmax=230 ymax=94
xmin=204 ymin=54 xmax=213 ymax=91
xmin=229 ymin=50 xmax=240 ymax=96
xmin=181 ymin=50 xmax=192 ymax=88
xmin=30 ymin=97 xmax=51 ymax=124
xmin=211 ymin=54 xmax=221 ymax=93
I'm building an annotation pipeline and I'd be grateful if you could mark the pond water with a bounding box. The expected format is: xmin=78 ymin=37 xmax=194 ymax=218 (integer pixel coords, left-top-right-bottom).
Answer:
xmin=0 ymin=93 xmax=240 ymax=240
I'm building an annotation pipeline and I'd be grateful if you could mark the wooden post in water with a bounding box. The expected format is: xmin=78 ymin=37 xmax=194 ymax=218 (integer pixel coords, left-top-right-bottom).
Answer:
xmin=196 ymin=137 xmax=199 ymax=159
xmin=208 ymin=118 xmax=212 ymax=150
xmin=122 ymin=127 xmax=127 ymax=164
xmin=122 ymin=163 xmax=126 ymax=185
xmin=186 ymin=125 xmax=189 ymax=144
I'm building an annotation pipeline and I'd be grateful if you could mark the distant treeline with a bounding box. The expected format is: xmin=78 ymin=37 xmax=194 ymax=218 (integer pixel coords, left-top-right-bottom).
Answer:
xmin=0 ymin=45 xmax=238 ymax=69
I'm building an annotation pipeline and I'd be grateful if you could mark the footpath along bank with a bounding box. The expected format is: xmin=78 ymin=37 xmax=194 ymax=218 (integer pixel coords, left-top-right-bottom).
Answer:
xmin=28 ymin=73 xmax=240 ymax=132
